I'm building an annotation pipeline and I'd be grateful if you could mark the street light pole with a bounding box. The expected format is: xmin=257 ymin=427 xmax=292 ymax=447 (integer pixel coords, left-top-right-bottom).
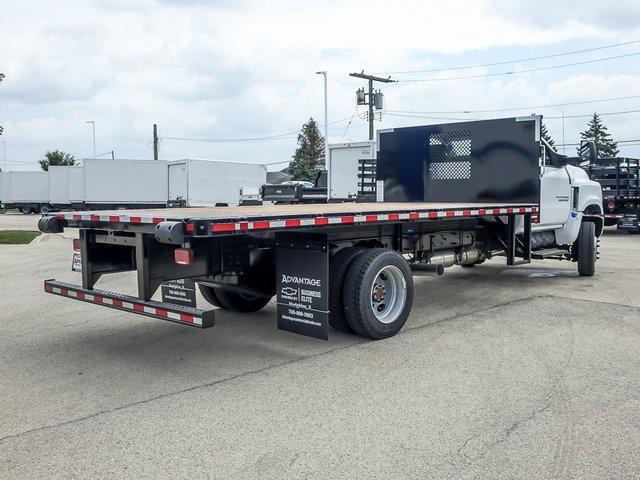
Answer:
xmin=316 ymin=70 xmax=329 ymax=198
xmin=86 ymin=121 xmax=96 ymax=157
xmin=315 ymin=71 xmax=328 ymax=147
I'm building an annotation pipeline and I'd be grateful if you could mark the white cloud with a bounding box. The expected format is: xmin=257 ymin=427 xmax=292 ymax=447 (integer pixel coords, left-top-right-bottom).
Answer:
xmin=0 ymin=0 xmax=639 ymax=170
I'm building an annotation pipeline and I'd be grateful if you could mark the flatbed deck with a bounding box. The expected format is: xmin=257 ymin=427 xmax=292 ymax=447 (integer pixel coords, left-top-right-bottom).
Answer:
xmin=49 ymin=202 xmax=538 ymax=236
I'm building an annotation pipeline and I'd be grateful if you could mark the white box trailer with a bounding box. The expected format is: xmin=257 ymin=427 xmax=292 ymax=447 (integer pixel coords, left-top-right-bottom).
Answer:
xmin=0 ymin=172 xmax=5 ymax=205
xmin=48 ymin=166 xmax=72 ymax=207
xmin=82 ymin=159 xmax=168 ymax=209
xmin=327 ymin=141 xmax=375 ymax=200
xmin=3 ymin=171 xmax=49 ymax=213
xmin=69 ymin=166 xmax=84 ymax=205
xmin=168 ymin=159 xmax=267 ymax=207
xmin=48 ymin=165 xmax=84 ymax=209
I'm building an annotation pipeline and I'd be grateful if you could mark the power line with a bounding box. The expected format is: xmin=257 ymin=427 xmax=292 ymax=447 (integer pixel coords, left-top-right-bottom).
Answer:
xmin=376 ymin=39 xmax=640 ymax=75
xmin=556 ymin=139 xmax=640 ymax=147
xmin=162 ymin=117 xmax=353 ymax=144
xmin=384 ymin=112 xmax=479 ymax=121
xmin=1 ymin=160 xmax=40 ymax=165
xmin=384 ymin=108 xmax=640 ymax=122
xmin=165 ymin=135 xmax=299 ymax=143
xmin=385 ymin=94 xmax=640 ymax=115
xmin=546 ymin=109 xmax=640 ymax=119
xmin=396 ymin=51 xmax=640 ymax=83
xmin=340 ymin=108 xmax=359 ymax=142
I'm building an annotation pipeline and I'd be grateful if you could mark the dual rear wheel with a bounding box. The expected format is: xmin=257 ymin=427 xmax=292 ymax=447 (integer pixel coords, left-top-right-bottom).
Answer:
xmin=198 ymin=247 xmax=413 ymax=340
xmin=330 ymin=247 xmax=414 ymax=340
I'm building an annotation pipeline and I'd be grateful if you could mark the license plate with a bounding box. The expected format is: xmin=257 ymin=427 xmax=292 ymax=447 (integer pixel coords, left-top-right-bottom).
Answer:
xmin=71 ymin=251 xmax=82 ymax=272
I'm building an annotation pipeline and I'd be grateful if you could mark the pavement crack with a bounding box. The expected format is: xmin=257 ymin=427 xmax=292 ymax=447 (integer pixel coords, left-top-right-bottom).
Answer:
xmin=0 ymin=294 xmax=546 ymax=445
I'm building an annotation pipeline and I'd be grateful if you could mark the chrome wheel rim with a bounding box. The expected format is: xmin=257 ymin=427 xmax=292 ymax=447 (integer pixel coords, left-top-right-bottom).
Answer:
xmin=370 ymin=265 xmax=406 ymax=324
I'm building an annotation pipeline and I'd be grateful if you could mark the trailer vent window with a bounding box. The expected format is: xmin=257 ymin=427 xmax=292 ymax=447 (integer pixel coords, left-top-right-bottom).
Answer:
xmin=428 ymin=131 xmax=472 ymax=162
xmin=429 ymin=161 xmax=472 ymax=180
xmin=427 ymin=131 xmax=472 ymax=180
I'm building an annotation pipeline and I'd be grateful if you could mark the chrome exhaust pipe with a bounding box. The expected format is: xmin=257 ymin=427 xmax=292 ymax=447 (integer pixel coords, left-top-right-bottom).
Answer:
xmin=428 ymin=250 xmax=456 ymax=267
xmin=410 ymin=263 xmax=444 ymax=276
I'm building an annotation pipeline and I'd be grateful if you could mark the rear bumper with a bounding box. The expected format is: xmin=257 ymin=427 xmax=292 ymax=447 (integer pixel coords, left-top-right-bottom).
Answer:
xmin=44 ymin=279 xmax=215 ymax=328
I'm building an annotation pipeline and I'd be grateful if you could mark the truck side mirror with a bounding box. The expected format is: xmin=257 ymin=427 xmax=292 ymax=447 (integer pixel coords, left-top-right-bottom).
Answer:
xmin=579 ymin=140 xmax=597 ymax=164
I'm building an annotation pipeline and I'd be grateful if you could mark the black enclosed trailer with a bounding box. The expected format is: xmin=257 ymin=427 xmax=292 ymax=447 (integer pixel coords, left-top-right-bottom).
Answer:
xmin=38 ymin=116 xmax=599 ymax=341
xmin=584 ymin=157 xmax=640 ymax=233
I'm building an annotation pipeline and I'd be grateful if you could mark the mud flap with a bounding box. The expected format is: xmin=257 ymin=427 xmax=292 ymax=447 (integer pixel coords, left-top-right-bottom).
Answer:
xmin=275 ymin=232 xmax=329 ymax=340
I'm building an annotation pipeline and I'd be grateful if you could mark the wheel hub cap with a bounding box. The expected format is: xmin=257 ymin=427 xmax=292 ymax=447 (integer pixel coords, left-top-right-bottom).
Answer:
xmin=370 ymin=265 xmax=407 ymax=324
xmin=372 ymin=284 xmax=385 ymax=302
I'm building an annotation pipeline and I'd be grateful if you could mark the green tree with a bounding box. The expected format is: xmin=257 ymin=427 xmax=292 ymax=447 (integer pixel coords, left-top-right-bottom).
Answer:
xmin=578 ymin=113 xmax=619 ymax=158
xmin=541 ymin=123 xmax=556 ymax=151
xmin=288 ymin=117 xmax=325 ymax=182
xmin=39 ymin=150 xmax=76 ymax=171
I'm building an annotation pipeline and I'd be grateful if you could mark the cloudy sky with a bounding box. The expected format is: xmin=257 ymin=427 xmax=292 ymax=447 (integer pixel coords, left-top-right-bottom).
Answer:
xmin=1 ymin=0 xmax=640 ymax=170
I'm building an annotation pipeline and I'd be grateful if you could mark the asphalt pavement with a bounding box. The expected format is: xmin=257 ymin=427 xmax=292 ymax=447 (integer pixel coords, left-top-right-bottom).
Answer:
xmin=0 ymin=216 xmax=639 ymax=479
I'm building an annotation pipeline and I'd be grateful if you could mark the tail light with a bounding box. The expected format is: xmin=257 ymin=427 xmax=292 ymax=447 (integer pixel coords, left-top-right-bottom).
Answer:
xmin=174 ymin=248 xmax=194 ymax=265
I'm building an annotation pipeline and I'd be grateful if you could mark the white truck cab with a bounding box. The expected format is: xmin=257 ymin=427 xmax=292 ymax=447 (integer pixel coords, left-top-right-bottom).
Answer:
xmin=525 ymin=140 xmax=604 ymax=275
xmin=538 ymin=143 xmax=604 ymax=243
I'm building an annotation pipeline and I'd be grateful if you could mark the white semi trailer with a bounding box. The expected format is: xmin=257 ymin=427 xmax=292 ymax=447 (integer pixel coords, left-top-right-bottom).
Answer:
xmin=2 ymin=159 xmax=269 ymax=213
xmin=1 ymin=171 xmax=50 ymax=214
xmin=81 ymin=159 xmax=169 ymax=210
xmin=168 ymin=159 xmax=267 ymax=207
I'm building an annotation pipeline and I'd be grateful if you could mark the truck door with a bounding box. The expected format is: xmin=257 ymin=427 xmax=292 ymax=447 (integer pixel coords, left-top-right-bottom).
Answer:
xmin=539 ymin=164 xmax=571 ymax=227
xmin=168 ymin=163 xmax=188 ymax=205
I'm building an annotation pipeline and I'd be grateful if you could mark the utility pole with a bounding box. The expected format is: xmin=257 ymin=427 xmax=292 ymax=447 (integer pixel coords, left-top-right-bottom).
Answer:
xmin=349 ymin=71 xmax=395 ymax=140
xmin=86 ymin=121 xmax=96 ymax=157
xmin=153 ymin=124 xmax=158 ymax=160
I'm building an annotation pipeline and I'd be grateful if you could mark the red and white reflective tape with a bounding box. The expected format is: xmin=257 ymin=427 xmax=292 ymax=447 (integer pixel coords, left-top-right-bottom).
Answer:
xmin=604 ymin=213 xmax=625 ymax=218
xmin=55 ymin=213 xmax=166 ymax=225
xmin=44 ymin=282 xmax=207 ymax=327
xmin=209 ymin=206 xmax=539 ymax=234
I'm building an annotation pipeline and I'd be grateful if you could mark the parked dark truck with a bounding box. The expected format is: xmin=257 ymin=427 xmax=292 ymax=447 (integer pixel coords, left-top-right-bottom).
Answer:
xmin=39 ymin=116 xmax=603 ymax=341
xmin=583 ymin=157 xmax=640 ymax=233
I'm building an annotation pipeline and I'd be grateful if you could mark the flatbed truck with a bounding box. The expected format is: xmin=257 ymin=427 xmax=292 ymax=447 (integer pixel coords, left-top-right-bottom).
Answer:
xmin=38 ymin=116 xmax=604 ymax=341
xmin=584 ymin=157 xmax=639 ymax=233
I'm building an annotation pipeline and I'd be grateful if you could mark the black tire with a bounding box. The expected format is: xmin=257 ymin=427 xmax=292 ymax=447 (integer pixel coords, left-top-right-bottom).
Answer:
xmin=343 ymin=248 xmax=414 ymax=340
xmin=577 ymin=221 xmax=596 ymax=277
xmin=329 ymin=247 xmax=366 ymax=333
xmin=21 ymin=207 xmax=33 ymax=215
xmin=215 ymin=289 xmax=272 ymax=313
xmin=198 ymin=284 xmax=224 ymax=308
xmin=39 ymin=205 xmax=50 ymax=214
